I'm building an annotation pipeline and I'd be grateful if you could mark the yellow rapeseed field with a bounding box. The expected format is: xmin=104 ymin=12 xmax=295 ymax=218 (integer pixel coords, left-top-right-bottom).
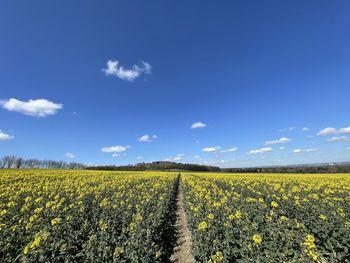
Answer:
xmin=182 ymin=173 xmax=350 ymax=262
xmin=0 ymin=169 xmax=178 ymax=262
xmin=1 ymin=170 xmax=349 ymax=262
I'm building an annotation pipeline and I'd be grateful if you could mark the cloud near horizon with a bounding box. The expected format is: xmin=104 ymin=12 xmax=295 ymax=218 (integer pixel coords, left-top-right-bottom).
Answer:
xmin=202 ymin=146 xmax=221 ymax=153
xmin=0 ymin=130 xmax=14 ymax=141
xmin=220 ymin=147 xmax=238 ymax=153
xmin=1 ymin=98 xmax=63 ymax=117
xmin=65 ymin=152 xmax=76 ymax=158
xmin=265 ymin=137 xmax=291 ymax=145
xmin=293 ymin=148 xmax=319 ymax=153
xmin=102 ymin=60 xmax=151 ymax=81
xmin=101 ymin=145 xmax=131 ymax=153
xmin=247 ymin=147 xmax=272 ymax=154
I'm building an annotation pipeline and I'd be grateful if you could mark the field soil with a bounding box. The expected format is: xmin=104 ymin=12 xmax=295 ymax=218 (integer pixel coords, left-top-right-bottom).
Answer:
xmin=170 ymin=180 xmax=196 ymax=263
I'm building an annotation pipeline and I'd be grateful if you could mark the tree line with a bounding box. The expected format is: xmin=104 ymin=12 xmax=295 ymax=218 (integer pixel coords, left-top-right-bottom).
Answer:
xmin=1 ymin=155 xmax=349 ymax=173
xmin=0 ymin=155 xmax=85 ymax=169
xmin=86 ymin=161 xmax=221 ymax=172
xmin=222 ymin=163 xmax=350 ymax=173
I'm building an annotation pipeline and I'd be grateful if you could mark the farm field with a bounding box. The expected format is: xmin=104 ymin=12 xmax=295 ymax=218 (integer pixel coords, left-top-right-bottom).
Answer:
xmin=0 ymin=170 xmax=178 ymax=262
xmin=0 ymin=170 xmax=350 ymax=262
xmin=182 ymin=173 xmax=350 ymax=262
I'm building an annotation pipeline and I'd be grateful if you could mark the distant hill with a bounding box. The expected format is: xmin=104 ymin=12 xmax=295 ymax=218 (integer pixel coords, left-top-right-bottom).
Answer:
xmin=86 ymin=161 xmax=220 ymax=172
xmin=222 ymin=162 xmax=350 ymax=173
xmin=87 ymin=161 xmax=350 ymax=173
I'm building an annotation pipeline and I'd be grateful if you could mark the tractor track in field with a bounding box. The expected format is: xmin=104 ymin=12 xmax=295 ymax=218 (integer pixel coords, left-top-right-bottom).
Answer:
xmin=170 ymin=176 xmax=196 ymax=263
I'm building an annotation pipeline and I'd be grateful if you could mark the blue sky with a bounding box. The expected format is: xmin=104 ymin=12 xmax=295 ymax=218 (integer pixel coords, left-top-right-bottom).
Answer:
xmin=1 ymin=0 xmax=350 ymax=167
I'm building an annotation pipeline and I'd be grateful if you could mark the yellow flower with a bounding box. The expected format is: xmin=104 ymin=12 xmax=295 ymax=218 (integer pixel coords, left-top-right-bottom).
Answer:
xmin=319 ymin=214 xmax=327 ymax=220
xmin=235 ymin=210 xmax=242 ymax=220
xmin=198 ymin=221 xmax=208 ymax=231
xmin=271 ymin=201 xmax=279 ymax=208
xmin=303 ymin=234 xmax=316 ymax=249
xmin=51 ymin=217 xmax=61 ymax=226
xmin=252 ymin=234 xmax=262 ymax=245
xmin=208 ymin=213 xmax=214 ymax=220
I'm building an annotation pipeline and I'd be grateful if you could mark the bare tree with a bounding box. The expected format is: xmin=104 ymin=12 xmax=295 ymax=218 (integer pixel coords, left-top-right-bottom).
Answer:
xmin=1 ymin=156 xmax=17 ymax=168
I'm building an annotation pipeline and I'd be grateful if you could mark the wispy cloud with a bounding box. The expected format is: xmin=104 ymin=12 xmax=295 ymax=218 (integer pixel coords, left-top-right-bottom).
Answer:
xmin=164 ymin=153 xmax=184 ymax=162
xmin=191 ymin=122 xmax=206 ymax=129
xmin=265 ymin=137 xmax=291 ymax=145
xmin=305 ymin=148 xmax=319 ymax=152
xmin=293 ymin=148 xmax=319 ymax=153
xmin=173 ymin=154 xmax=184 ymax=161
xmin=327 ymin=136 xmax=349 ymax=142
xmin=137 ymin=156 xmax=143 ymax=160
xmin=202 ymin=146 xmax=221 ymax=153
xmin=65 ymin=152 xmax=75 ymax=158
xmin=279 ymin=127 xmax=296 ymax=132
xmin=101 ymin=145 xmax=131 ymax=153
xmin=112 ymin=153 xmax=125 ymax=158
xmin=317 ymin=126 xmax=350 ymax=136
xmin=0 ymin=130 xmax=14 ymax=141
xmin=220 ymin=147 xmax=238 ymax=153
xmin=1 ymin=98 xmax=63 ymax=117
xmin=102 ymin=60 xmax=151 ymax=81
xmin=138 ymin=134 xmax=157 ymax=142
xmin=301 ymin=127 xmax=309 ymax=131
xmin=247 ymin=147 xmax=272 ymax=154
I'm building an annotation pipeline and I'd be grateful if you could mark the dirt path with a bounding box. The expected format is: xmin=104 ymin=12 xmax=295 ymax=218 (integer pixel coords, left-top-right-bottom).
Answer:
xmin=170 ymin=179 xmax=196 ymax=263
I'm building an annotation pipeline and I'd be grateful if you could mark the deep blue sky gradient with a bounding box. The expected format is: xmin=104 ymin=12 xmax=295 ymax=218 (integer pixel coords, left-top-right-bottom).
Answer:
xmin=1 ymin=1 xmax=349 ymax=167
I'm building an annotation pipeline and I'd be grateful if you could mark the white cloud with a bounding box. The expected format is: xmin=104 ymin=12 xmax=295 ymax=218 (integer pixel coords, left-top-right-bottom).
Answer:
xmin=327 ymin=136 xmax=349 ymax=142
xmin=138 ymin=134 xmax=157 ymax=142
xmin=137 ymin=156 xmax=143 ymax=160
xmin=305 ymin=148 xmax=319 ymax=152
xmin=302 ymin=127 xmax=309 ymax=131
xmin=191 ymin=122 xmax=206 ymax=129
xmin=220 ymin=147 xmax=238 ymax=153
xmin=202 ymin=146 xmax=221 ymax=153
xmin=164 ymin=154 xmax=184 ymax=162
xmin=0 ymin=130 xmax=14 ymax=141
xmin=247 ymin=147 xmax=272 ymax=154
xmin=279 ymin=146 xmax=285 ymax=150
xmin=173 ymin=153 xmax=184 ymax=161
xmin=101 ymin=145 xmax=130 ymax=153
xmin=102 ymin=60 xmax=151 ymax=81
xmin=112 ymin=153 xmax=120 ymax=157
xmin=65 ymin=152 xmax=75 ymax=158
xmin=339 ymin=127 xmax=350 ymax=134
xmin=1 ymin=98 xmax=63 ymax=117
xmin=265 ymin=137 xmax=291 ymax=145
xmin=317 ymin=127 xmax=337 ymax=136
xmin=194 ymin=155 xmax=200 ymax=159
xmin=317 ymin=126 xmax=350 ymax=136
xmin=293 ymin=148 xmax=318 ymax=153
